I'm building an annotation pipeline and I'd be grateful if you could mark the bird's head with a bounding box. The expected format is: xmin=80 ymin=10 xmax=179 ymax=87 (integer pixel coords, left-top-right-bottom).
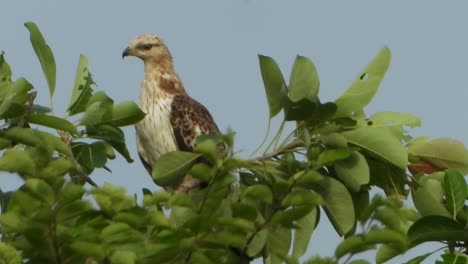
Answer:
xmin=122 ymin=34 xmax=172 ymax=63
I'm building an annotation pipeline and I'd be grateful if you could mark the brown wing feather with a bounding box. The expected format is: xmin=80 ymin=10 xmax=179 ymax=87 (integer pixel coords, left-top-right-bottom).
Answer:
xmin=170 ymin=95 xmax=219 ymax=152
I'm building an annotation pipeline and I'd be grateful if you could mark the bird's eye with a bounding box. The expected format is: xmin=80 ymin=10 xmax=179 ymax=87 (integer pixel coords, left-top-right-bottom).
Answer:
xmin=141 ymin=44 xmax=153 ymax=51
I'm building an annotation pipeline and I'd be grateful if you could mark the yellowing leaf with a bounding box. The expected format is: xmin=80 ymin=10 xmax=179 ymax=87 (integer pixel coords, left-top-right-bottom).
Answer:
xmin=408 ymin=137 xmax=468 ymax=174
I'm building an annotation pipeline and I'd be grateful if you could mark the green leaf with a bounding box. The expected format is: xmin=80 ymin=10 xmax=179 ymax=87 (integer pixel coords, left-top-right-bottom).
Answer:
xmin=243 ymin=184 xmax=273 ymax=204
xmin=29 ymin=114 xmax=79 ymax=135
xmin=282 ymin=96 xmax=317 ymax=121
xmin=335 ymin=235 xmax=366 ymax=259
xmin=247 ymin=226 xmax=268 ymax=257
xmin=0 ymin=242 xmax=22 ymax=264
xmin=37 ymin=130 xmax=72 ymax=157
xmin=271 ymin=205 xmax=315 ymax=227
xmin=335 ymin=46 xmax=391 ymax=117
xmin=281 ymin=190 xmax=323 ymax=207
xmin=0 ymin=52 xmax=12 ymax=83
xmin=437 ymin=253 xmax=468 ymax=264
xmin=152 ymin=151 xmax=201 ymax=187
xmin=289 ymin=55 xmax=319 ymax=102
xmin=80 ymin=91 xmax=114 ymax=126
xmin=312 ymin=177 xmax=355 ymax=236
xmin=0 ymin=212 xmax=25 ymax=232
xmin=203 ymin=231 xmax=246 ymax=248
xmin=266 ymin=226 xmax=292 ymax=264
xmin=31 ymin=104 xmax=51 ymax=114
xmin=376 ymin=244 xmax=404 ymax=264
xmin=70 ymin=241 xmax=105 ymax=259
xmin=57 ymin=182 xmax=85 ymax=204
xmin=444 ymin=169 xmax=467 ymax=219
xmin=110 ymin=250 xmax=137 ymax=264
xmin=412 ymin=179 xmax=451 ymax=217
xmin=293 ymin=170 xmax=324 ymax=188
xmin=364 ymin=229 xmax=407 ymax=248
xmin=368 ymin=111 xmax=421 ymax=129
xmin=168 ymin=192 xmax=194 ymax=208
xmin=24 ymin=179 xmax=54 ymax=205
xmin=68 ymin=55 xmax=94 ymax=115
xmin=336 ymin=229 xmax=406 ymax=260
xmin=259 ymin=55 xmax=285 ymax=118
xmin=0 ymin=149 xmax=36 ymax=175
xmin=86 ymin=124 xmax=133 ymax=162
xmin=24 ymin=22 xmax=56 ymax=97
xmin=0 ymin=127 xmax=40 ymax=146
xmin=334 ymin=151 xmax=370 ymax=192
xmin=0 ymin=78 xmax=33 ymax=119
xmin=317 ymin=149 xmax=351 ymax=166
xmin=409 ymin=138 xmax=468 ymax=174
xmin=106 ymin=101 xmax=145 ymax=127
xmin=343 ymin=127 xmax=407 ymax=170
xmin=367 ymin=111 xmax=421 ymax=142
xmin=231 ymin=202 xmax=258 ymax=221
xmin=72 ymin=142 xmax=108 ymax=172
xmin=292 ymin=207 xmax=318 ymax=259
xmin=92 ymin=183 xmax=136 ymax=215
xmin=407 ymin=215 xmax=468 ymax=244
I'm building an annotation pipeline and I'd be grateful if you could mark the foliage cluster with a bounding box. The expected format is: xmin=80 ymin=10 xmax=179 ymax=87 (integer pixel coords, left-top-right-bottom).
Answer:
xmin=0 ymin=23 xmax=467 ymax=264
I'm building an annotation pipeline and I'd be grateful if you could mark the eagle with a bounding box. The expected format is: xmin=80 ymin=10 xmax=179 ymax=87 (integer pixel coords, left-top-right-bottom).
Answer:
xmin=122 ymin=34 xmax=220 ymax=192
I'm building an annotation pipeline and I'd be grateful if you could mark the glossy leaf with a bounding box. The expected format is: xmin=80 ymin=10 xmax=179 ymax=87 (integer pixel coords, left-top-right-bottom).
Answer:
xmin=289 ymin=55 xmax=319 ymax=102
xmin=407 ymin=215 xmax=468 ymax=244
xmin=335 ymin=46 xmax=391 ymax=117
xmin=316 ymin=149 xmax=351 ymax=166
xmin=29 ymin=113 xmax=79 ymax=135
xmin=444 ymin=169 xmax=467 ymax=219
xmin=334 ymin=151 xmax=370 ymax=192
xmin=105 ymin=101 xmax=146 ymax=127
xmin=152 ymin=151 xmax=201 ymax=187
xmin=68 ymin=54 xmax=94 ymax=115
xmin=259 ymin=55 xmax=285 ymax=118
xmin=343 ymin=127 xmax=407 ymax=170
xmin=312 ymin=177 xmax=355 ymax=236
xmin=24 ymin=22 xmax=56 ymax=97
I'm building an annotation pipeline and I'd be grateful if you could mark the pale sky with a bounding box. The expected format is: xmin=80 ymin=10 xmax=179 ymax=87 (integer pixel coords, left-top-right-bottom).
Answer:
xmin=1 ymin=1 xmax=466 ymax=263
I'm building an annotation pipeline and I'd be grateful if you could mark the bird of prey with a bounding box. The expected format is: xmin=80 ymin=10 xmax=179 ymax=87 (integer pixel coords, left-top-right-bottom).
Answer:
xmin=122 ymin=34 xmax=220 ymax=192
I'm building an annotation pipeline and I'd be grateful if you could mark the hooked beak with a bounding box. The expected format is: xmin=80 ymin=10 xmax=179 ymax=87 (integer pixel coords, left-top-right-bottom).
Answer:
xmin=122 ymin=47 xmax=130 ymax=59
